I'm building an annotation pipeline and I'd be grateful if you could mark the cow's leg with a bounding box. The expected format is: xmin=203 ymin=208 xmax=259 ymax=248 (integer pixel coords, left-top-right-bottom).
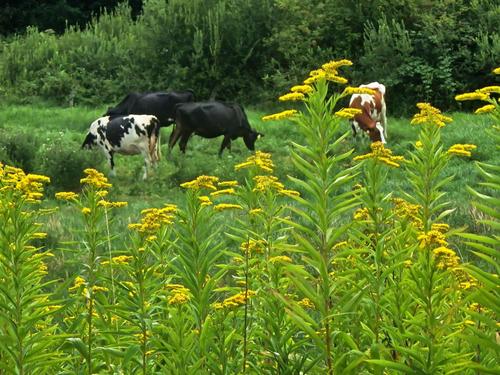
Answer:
xmin=142 ymin=150 xmax=152 ymax=180
xmin=168 ymin=125 xmax=182 ymax=154
xmin=179 ymin=132 xmax=192 ymax=153
xmin=351 ymin=120 xmax=358 ymax=137
xmin=380 ymin=104 xmax=388 ymax=139
xmin=218 ymin=135 xmax=231 ymax=157
xmin=107 ymin=151 xmax=116 ymax=177
xmin=376 ymin=122 xmax=387 ymax=144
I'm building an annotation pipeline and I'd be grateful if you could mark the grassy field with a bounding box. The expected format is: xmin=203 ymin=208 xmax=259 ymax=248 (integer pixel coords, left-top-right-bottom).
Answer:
xmin=0 ymin=103 xmax=497 ymax=247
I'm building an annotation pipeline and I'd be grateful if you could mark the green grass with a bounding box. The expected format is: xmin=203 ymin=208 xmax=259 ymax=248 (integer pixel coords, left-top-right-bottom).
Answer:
xmin=0 ymin=103 xmax=497 ymax=252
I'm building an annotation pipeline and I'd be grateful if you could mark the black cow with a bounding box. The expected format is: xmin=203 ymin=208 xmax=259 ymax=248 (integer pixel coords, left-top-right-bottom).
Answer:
xmin=169 ymin=101 xmax=263 ymax=156
xmin=105 ymin=90 xmax=195 ymax=127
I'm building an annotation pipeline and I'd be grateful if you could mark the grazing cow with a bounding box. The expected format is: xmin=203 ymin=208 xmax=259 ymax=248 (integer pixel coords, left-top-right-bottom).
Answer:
xmin=105 ymin=90 xmax=195 ymax=127
xmin=82 ymin=115 xmax=160 ymax=179
xmin=169 ymin=101 xmax=263 ymax=156
xmin=349 ymin=82 xmax=387 ymax=143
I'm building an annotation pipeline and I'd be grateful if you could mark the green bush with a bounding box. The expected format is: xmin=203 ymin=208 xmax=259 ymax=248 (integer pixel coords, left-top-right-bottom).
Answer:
xmin=0 ymin=131 xmax=39 ymax=172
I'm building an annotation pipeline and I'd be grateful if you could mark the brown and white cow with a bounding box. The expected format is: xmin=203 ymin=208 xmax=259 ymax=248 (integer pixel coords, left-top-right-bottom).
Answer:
xmin=349 ymin=82 xmax=387 ymax=143
xmin=82 ymin=115 xmax=160 ymax=179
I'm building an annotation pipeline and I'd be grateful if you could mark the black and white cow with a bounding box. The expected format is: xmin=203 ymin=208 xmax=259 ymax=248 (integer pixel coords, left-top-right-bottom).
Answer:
xmin=169 ymin=101 xmax=263 ymax=156
xmin=82 ymin=115 xmax=160 ymax=179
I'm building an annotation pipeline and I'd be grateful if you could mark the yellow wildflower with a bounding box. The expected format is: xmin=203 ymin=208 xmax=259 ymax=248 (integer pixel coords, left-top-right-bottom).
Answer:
xmin=418 ymin=230 xmax=447 ymax=248
xmin=353 ymin=208 xmax=369 ymax=221
xmin=322 ymin=59 xmax=353 ymax=72
xmin=235 ymin=151 xmax=274 ymax=173
xmin=80 ymin=168 xmax=112 ymax=189
xmin=447 ymin=144 xmax=477 ymax=157
xmin=240 ymin=239 xmax=266 ymax=254
xmin=353 ymin=142 xmax=405 ymax=168
xmin=474 ymin=104 xmax=496 ymax=114
xmin=218 ymin=180 xmax=238 ymax=187
xmin=334 ymin=107 xmax=362 ymax=119
xmin=129 ymin=204 xmax=177 ymax=233
xmin=431 ymin=223 xmax=450 ymax=233
xmin=168 ymin=292 xmax=190 ymax=305
xmin=415 ymin=141 xmax=423 ymax=149
xmin=55 ymin=191 xmax=79 ymax=201
xmin=341 ymin=86 xmax=376 ymax=96
xmin=253 ymin=175 xmax=284 ymax=192
xmin=69 ymin=276 xmax=86 ymax=291
xmin=279 ymin=92 xmax=305 ymax=102
xmin=32 ymin=232 xmax=47 ymax=239
xmin=493 ymin=67 xmax=500 ymax=75
xmin=433 ymin=246 xmax=460 ymax=270
xmin=290 ymin=84 xmax=313 ymax=94
xmin=109 ymin=255 xmax=133 ymax=265
xmin=332 ymin=241 xmax=348 ymax=250
xmin=82 ymin=207 xmax=91 ymax=215
xmin=93 ymin=285 xmax=109 ymax=293
xmin=455 ymin=92 xmax=490 ymax=101
xmin=298 ymin=298 xmax=315 ymax=309
xmin=279 ymin=189 xmax=300 ymax=198
xmin=210 ymin=188 xmax=236 ymax=197
xmin=262 ymin=109 xmax=298 ymax=121
xmin=411 ymin=103 xmax=453 ymax=128
xmin=214 ymin=203 xmax=243 ymax=211
xmin=198 ymin=196 xmax=213 ymax=206
xmin=249 ymin=208 xmax=263 ymax=215
xmin=97 ymin=200 xmax=128 ymax=208
xmin=477 ymin=86 xmax=500 ymax=94
xmin=269 ymin=255 xmax=292 ymax=264
xmin=219 ymin=290 xmax=256 ymax=309
xmin=180 ymin=175 xmax=219 ymax=190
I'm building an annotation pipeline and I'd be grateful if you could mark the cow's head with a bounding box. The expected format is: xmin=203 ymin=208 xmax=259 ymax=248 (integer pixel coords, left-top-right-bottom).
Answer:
xmin=81 ymin=132 xmax=98 ymax=149
xmin=243 ymin=130 xmax=264 ymax=151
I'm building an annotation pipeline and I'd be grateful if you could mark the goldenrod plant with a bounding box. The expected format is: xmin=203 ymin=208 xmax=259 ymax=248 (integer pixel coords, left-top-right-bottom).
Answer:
xmin=454 ymin=68 xmax=499 ymax=372
xmin=0 ymin=164 xmax=61 ymax=374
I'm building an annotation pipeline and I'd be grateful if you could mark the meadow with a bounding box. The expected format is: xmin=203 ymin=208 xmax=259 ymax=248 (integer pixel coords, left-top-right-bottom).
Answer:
xmin=0 ymin=62 xmax=499 ymax=374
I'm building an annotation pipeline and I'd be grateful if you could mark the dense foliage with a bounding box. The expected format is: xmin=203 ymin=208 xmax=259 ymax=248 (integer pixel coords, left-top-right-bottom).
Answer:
xmin=0 ymin=0 xmax=498 ymax=114
xmin=0 ymin=60 xmax=498 ymax=374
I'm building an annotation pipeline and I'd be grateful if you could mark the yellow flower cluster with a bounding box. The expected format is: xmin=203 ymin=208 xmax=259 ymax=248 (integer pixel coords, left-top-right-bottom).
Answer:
xmin=298 ymin=297 xmax=315 ymax=309
xmin=210 ymin=188 xmax=236 ymax=197
xmin=392 ymin=198 xmax=422 ymax=228
xmin=478 ymin=86 xmax=500 ymax=94
xmin=213 ymin=290 xmax=256 ymax=309
xmin=474 ymin=104 xmax=496 ymax=114
xmin=102 ymin=255 xmax=133 ymax=265
xmin=447 ymin=144 xmax=477 ymax=157
xmin=493 ymin=67 xmax=500 ymax=75
xmin=235 ymin=151 xmax=275 ymax=173
xmin=269 ymin=255 xmax=292 ymax=264
xmin=97 ymin=200 xmax=128 ymax=208
xmin=253 ymin=175 xmax=284 ymax=192
xmin=69 ymin=276 xmax=86 ymax=291
xmin=279 ymin=92 xmax=305 ymax=102
xmin=334 ymin=107 xmax=362 ymax=119
xmin=455 ymin=92 xmax=490 ymax=102
xmin=180 ymin=175 xmax=219 ymax=190
xmin=431 ymin=223 xmax=449 ymax=233
xmin=301 ymin=59 xmax=352 ymax=85
xmin=214 ymin=203 xmax=243 ymax=211
xmin=353 ymin=207 xmax=369 ymax=221
xmin=417 ymin=230 xmax=447 ymax=249
xmin=166 ymin=284 xmax=191 ymax=306
xmin=432 ymin=246 xmax=460 ymax=270
xmin=218 ymin=180 xmax=238 ymax=187
xmin=411 ymin=103 xmax=453 ymax=128
xmin=55 ymin=191 xmax=79 ymax=201
xmin=240 ymin=239 xmax=266 ymax=254
xmin=291 ymin=84 xmax=313 ymax=94
xmin=279 ymin=189 xmax=300 ymax=198
xmin=198 ymin=196 xmax=213 ymax=206
xmin=262 ymin=109 xmax=298 ymax=122
xmin=80 ymin=168 xmax=112 ymax=189
xmin=341 ymin=86 xmax=376 ymax=96
xmin=353 ymin=141 xmax=405 ymax=168
xmin=0 ymin=164 xmax=50 ymax=202
xmin=128 ymin=204 xmax=177 ymax=233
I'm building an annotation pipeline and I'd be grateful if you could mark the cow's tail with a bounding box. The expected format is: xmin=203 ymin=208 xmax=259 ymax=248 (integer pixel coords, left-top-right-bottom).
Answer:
xmin=149 ymin=117 xmax=161 ymax=164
